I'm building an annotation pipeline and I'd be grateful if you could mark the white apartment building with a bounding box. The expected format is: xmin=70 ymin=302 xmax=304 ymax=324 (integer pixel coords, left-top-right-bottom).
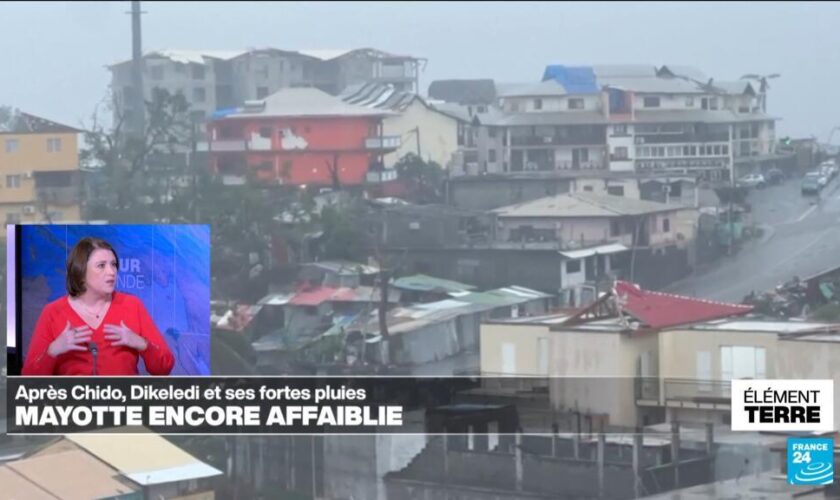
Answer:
xmin=446 ymin=65 xmax=779 ymax=182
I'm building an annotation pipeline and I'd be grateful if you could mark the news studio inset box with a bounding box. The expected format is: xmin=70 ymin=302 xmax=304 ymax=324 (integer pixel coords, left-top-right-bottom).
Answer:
xmin=6 ymin=224 xmax=211 ymax=377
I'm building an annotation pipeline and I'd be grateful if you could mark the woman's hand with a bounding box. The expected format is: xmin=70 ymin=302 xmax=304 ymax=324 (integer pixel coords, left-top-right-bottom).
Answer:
xmin=47 ymin=321 xmax=92 ymax=357
xmin=104 ymin=320 xmax=148 ymax=351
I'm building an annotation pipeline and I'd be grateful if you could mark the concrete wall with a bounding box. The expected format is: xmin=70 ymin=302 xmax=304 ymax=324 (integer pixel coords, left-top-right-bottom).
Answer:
xmin=501 ymin=95 xmax=603 ymax=113
xmin=569 ymin=177 xmax=642 ymax=199
xmin=449 ymin=178 xmax=573 ymax=210
xmin=480 ymin=324 xmax=551 ymax=376
xmin=382 ymin=100 xmax=459 ymax=169
xmin=633 ymin=93 xmax=713 ymax=111
xmin=777 ymin=338 xmax=840 ymax=432
xmin=658 ymin=329 xmax=778 ymax=380
xmin=548 ymin=330 xmax=659 ymax=427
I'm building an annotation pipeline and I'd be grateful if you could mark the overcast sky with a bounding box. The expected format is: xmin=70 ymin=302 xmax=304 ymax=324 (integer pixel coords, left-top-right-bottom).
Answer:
xmin=2 ymin=1 xmax=838 ymax=139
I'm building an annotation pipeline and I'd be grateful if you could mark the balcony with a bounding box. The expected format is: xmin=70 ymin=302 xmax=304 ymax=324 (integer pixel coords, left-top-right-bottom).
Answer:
xmin=635 ymin=133 xmax=729 ymax=145
xmin=365 ymin=136 xmax=402 ymax=151
xmin=635 ymin=377 xmax=731 ymax=410
xmin=510 ymin=134 xmax=607 ymax=147
xmin=198 ymin=139 xmax=247 ymax=152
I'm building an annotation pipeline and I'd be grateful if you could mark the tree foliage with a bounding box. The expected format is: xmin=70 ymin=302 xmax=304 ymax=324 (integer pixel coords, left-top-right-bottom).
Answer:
xmin=394 ymin=153 xmax=446 ymax=203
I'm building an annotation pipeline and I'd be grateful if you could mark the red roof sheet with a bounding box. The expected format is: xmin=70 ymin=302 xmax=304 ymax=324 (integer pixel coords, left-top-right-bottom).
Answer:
xmin=614 ymin=281 xmax=753 ymax=329
xmin=290 ymin=286 xmax=339 ymax=306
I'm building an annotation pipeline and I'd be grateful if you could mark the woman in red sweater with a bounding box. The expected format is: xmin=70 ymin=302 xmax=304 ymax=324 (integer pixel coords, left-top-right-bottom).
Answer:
xmin=22 ymin=237 xmax=175 ymax=376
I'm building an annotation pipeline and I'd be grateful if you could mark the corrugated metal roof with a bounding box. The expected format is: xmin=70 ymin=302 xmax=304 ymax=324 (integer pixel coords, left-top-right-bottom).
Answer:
xmin=7 ymin=449 xmax=140 ymax=498
xmin=657 ymin=65 xmax=708 ymax=82
xmin=599 ymin=76 xmax=703 ymax=94
xmin=713 ymin=81 xmax=756 ymax=95
xmin=111 ymin=49 xmax=246 ymax=67
xmin=428 ymin=79 xmax=497 ymax=105
xmin=307 ymin=261 xmax=380 ymax=275
xmin=222 ymin=88 xmax=393 ymax=119
xmin=592 ymin=65 xmax=658 ymax=78
xmin=340 ymin=82 xmax=423 ymax=112
xmin=125 ymin=462 xmax=224 ymax=486
xmin=493 ymin=192 xmax=679 ymax=218
xmin=0 ymin=466 xmax=56 ymax=499
xmin=66 ymin=433 xmax=222 ymax=483
xmin=392 ymin=274 xmax=476 ymax=294
xmin=497 ymin=80 xmax=567 ymax=97
xmin=458 ymin=286 xmax=551 ymax=307
xmin=560 ymin=242 xmax=630 ymax=259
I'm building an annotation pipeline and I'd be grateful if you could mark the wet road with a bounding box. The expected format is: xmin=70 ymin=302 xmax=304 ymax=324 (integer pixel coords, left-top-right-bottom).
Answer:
xmin=664 ymin=173 xmax=840 ymax=302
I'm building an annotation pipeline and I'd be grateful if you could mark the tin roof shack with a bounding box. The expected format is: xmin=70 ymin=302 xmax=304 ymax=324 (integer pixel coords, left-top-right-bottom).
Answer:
xmin=392 ymin=273 xmax=477 ymax=304
xmin=330 ymin=285 xmax=553 ymax=375
xmin=298 ymin=260 xmax=380 ymax=288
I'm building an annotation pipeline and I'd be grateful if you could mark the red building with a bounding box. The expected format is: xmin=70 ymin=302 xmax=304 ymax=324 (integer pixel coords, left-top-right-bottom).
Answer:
xmin=206 ymin=87 xmax=400 ymax=186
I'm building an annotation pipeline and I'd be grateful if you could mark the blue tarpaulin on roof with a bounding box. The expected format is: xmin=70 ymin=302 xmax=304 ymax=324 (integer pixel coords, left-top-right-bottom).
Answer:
xmin=212 ymin=107 xmax=240 ymax=119
xmin=542 ymin=65 xmax=599 ymax=94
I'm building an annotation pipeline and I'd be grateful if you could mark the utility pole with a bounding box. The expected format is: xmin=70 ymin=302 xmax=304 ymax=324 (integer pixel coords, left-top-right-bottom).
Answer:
xmin=129 ymin=1 xmax=146 ymax=138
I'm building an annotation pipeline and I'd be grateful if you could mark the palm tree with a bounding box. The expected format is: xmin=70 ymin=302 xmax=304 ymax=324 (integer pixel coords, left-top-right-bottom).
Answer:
xmin=740 ymin=73 xmax=780 ymax=112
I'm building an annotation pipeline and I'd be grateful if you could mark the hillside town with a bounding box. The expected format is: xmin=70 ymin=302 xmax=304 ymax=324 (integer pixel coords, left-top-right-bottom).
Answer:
xmin=3 ymin=2 xmax=840 ymax=499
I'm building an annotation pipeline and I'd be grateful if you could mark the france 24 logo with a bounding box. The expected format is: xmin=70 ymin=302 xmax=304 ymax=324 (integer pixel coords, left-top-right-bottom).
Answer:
xmin=788 ymin=438 xmax=834 ymax=485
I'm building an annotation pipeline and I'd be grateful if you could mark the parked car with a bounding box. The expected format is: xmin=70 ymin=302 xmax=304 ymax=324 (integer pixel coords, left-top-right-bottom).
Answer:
xmin=738 ymin=173 xmax=766 ymax=189
xmin=802 ymin=172 xmax=823 ymax=194
xmin=766 ymin=168 xmax=785 ymax=184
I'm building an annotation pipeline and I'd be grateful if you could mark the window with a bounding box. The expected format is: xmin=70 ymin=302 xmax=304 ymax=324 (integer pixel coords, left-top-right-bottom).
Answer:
xmin=46 ymin=138 xmax=61 ymax=152
xmin=193 ymin=87 xmax=206 ymax=102
xmin=259 ymin=126 xmax=272 ymax=138
xmin=150 ymin=66 xmax=164 ymax=80
xmin=256 ymin=86 xmax=269 ymax=99
xmin=192 ymin=65 xmax=205 ymax=80
xmin=697 ymin=351 xmax=712 ymax=392
xmin=607 ymin=185 xmax=625 ymax=196
xmin=565 ymin=259 xmax=582 ymax=273
xmin=662 ymin=218 xmax=670 ymax=232
xmin=643 ymin=97 xmax=660 ymax=108
xmin=568 ymin=98 xmax=584 ymax=110
xmin=721 ymin=345 xmax=766 ymax=381
xmin=583 ymin=185 xmax=594 ymax=192
xmin=489 ymin=149 xmax=497 ymax=162
xmin=610 ymin=220 xmax=621 ymax=236
xmin=613 ymin=124 xmax=627 ymax=136
xmin=534 ymin=98 xmax=543 ymax=110
xmin=6 ymin=174 xmax=21 ymax=188
xmin=5 ymin=139 xmax=19 ymax=153
xmin=686 ymin=97 xmax=695 ymax=107
xmin=488 ymin=127 xmax=497 ymax=138
xmin=501 ymin=343 xmax=517 ymax=374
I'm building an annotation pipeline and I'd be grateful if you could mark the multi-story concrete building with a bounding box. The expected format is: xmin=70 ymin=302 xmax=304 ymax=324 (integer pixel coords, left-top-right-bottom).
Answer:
xmin=203 ymin=87 xmax=400 ymax=187
xmin=0 ymin=112 xmax=82 ymax=226
xmin=339 ymin=82 xmax=464 ymax=168
xmin=445 ymin=65 xmax=781 ymax=183
xmin=480 ymin=281 xmax=840 ymax=431
xmin=108 ymin=47 xmax=423 ymax=136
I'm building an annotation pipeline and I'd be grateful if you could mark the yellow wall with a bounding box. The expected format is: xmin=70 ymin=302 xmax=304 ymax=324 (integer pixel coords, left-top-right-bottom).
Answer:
xmin=0 ymin=132 xmax=79 ymax=172
xmin=382 ymin=100 xmax=459 ymax=169
xmin=0 ymin=131 xmax=81 ymax=225
xmin=657 ymin=328 xmax=778 ymax=380
xmin=480 ymin=323 xmax=552 ymax=376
